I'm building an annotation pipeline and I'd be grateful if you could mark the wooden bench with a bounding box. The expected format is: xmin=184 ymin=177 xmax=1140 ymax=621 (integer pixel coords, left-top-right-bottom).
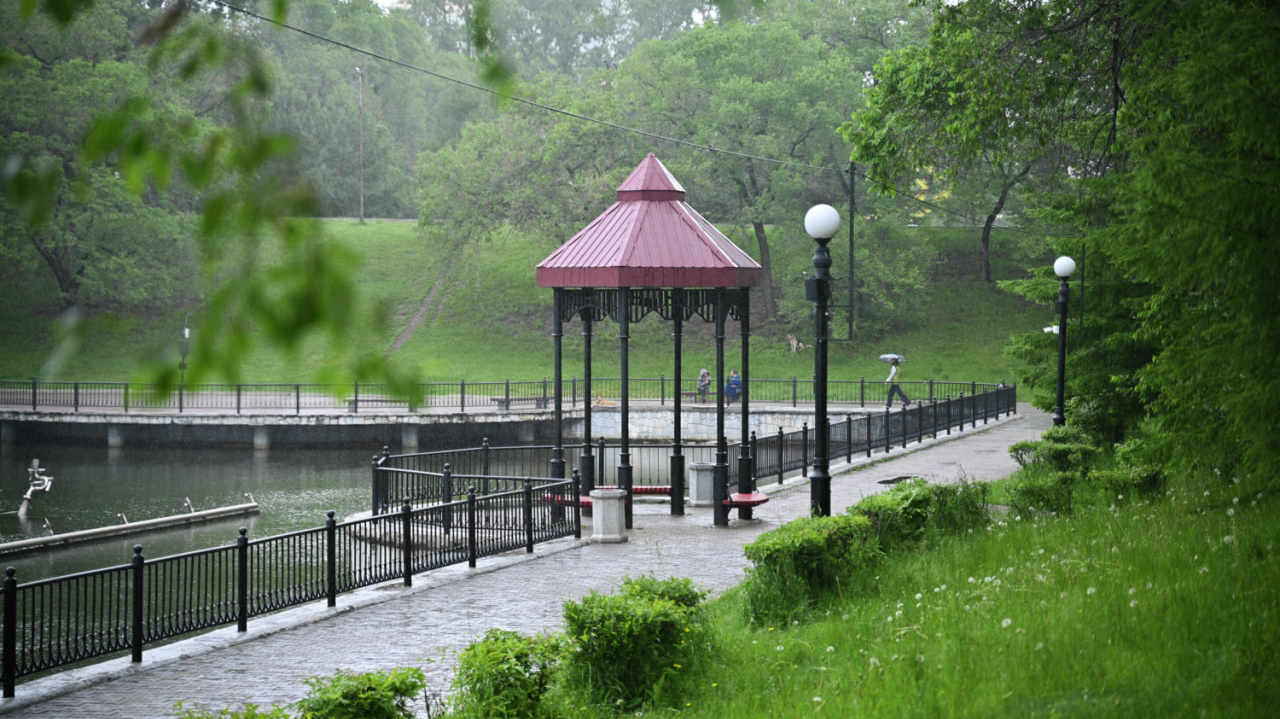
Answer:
xmin=489 ymin=396 xmax=550 ymax=409
xmin=723 ymin=492 xmax=770 ymax=508
xmin=682 ymin=390 xmax=710 ymax=403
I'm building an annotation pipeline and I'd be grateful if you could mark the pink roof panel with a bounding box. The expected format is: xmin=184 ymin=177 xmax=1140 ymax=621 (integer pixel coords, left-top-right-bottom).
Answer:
xmin=537 ymin=154 xmax=762 ymax=288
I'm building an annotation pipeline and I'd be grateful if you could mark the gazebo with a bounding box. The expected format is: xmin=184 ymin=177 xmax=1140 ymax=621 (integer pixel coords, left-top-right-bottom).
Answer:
xmin=536 ymin=153 xmax=764 ymax=527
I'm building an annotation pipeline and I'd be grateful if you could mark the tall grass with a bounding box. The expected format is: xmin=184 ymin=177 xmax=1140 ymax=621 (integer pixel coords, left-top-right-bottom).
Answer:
xmin=679 ymin=479 xmax=1279 ymax=718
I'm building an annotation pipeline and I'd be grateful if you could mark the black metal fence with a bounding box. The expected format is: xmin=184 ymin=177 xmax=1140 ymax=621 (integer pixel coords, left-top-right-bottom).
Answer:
xmin=0 ymin=479 xmax=579 ymax=697
xmin=0 ymin=377 xmax=1009 ymax=414
xmin=372 ymin=384 xmax=1018 ymax=513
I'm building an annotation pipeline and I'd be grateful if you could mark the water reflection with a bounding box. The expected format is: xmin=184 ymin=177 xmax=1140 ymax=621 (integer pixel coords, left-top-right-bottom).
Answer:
xmin=0 ymin=442 xmax=375 ymax=582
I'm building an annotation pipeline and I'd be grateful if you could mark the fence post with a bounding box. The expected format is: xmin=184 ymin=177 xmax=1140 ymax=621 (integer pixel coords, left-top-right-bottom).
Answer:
xmin=504 ymin=378 xmax=511 ymax=408
xmin=326 ymin=511 xmax=337 ymax=607
xmin=524 ymin=480 xmax=535 ymax=553
xmin=353 ymin=381 xmax=359 ymax=414
xmin=236 ymin=384 xmax=242 ymax=415
xmin=442 ymin=464 xmax=453 ymax=534
xmin=846 ymin=414 xmax=853 ymax=463
xmin=597 ymin=437 xmax=607 ymax=486
xmin=929 ymin=379 xmax=935 ymax=402
xmin=884 ymin=407 xmax=892 ymax=454
xmin=236 ymin=528 xmax=249 ymax=632
xmin=460 ymin=379 xmax=466 ymax=412
xmin=801 ymin=422 xmax=809 ymax=479
xmin=74 ymin=382 xmax=79 ymax=413
xmin=481 ymin=438 xmax=491 ymax=480
xmin=865 ymin=414 xmax=873 ymax=458
xmin=30 ymin=377 xmax=36 ymax=411
xmin=776 ymin=427 xmax=784 ymax=485
xmin=572 ymin=469 xmax=582 ymax=540
xmin=467 ymin=487 xmax=478 ymax=569
xmin=661 ymin=374 xmax=666 ymax=406
xmin=401 ymin=499 xmax=413 ymax=587
xmin=543 ymin=377 xmax=549 ymax=406
xmin=178 ymin=381 xmax=184 ymax=414
xmin=295 ymin=384 xmax=301 ymax=415
xmin=860 ymin=376 xmax=866 ymax=408
xmin=3 ymin=568 xmax=16 ymax=698
xmin=123 ymin=382 xmax=129 ymax=413
xmin=946 ymin=395 xmax=953 ymax=435
xmin=131 ymin=545 xmax=144 ymax=663
xmin=792 ymin=376 xmax=798 ymax=408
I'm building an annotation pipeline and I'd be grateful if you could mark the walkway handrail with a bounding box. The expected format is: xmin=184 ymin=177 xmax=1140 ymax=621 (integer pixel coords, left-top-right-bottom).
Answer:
xmin=0 ymin=477 xmax=579 ymax=698
xmin=0 ymin=377 xmax=1011 ymax=414
xmin=371 ymin=385 xmax=1018 ymax=514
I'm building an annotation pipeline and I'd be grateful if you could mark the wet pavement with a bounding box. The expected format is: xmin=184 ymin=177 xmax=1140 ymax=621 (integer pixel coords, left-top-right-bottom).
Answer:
xmin=0 ymin=405 xmax=1051 ymax=718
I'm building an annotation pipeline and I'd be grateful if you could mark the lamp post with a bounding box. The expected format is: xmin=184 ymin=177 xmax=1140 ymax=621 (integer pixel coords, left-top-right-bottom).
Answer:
xmin=1052 ymin=255 xmax=1076 ymax=427
xmin=805 ymin=204 xmax=840 ymax=517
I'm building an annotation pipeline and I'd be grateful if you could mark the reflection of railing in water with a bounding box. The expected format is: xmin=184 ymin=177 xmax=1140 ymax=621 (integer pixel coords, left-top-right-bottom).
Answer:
xmin=371 ymin=385 xmax=1019 ymax=514
xmin=0 ymin=478 xmax=579 ymax=697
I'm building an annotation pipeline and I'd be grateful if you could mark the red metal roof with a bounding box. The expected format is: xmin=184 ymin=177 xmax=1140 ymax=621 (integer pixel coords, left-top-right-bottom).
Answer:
xmin=536 ymin=154 xmax=762 ymax=288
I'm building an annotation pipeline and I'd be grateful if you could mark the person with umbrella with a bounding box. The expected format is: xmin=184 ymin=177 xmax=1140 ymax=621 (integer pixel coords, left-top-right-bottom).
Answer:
xmin=882 ymin=354 xmax=912 ymax=409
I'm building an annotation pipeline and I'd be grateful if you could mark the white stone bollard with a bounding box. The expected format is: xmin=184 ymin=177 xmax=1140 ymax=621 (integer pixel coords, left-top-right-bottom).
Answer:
xmin=589 ymin=488 xmax=628 ymax=543
xmin=688 ymin=463 xmax=715 ymax=507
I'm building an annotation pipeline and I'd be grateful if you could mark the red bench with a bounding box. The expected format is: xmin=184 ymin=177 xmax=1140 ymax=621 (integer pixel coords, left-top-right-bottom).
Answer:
xmin=724 ymin=492 xmax=770 ymax=507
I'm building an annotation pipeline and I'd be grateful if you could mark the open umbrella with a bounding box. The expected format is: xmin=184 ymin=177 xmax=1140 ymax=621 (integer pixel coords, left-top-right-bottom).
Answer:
xmin=879 ymin=353 xmax=906 ymax=363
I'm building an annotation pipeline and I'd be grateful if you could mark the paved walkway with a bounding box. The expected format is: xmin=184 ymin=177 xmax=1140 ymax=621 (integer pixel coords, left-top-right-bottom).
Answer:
xmin=0 ymin=406 xmax=1051 ymax=718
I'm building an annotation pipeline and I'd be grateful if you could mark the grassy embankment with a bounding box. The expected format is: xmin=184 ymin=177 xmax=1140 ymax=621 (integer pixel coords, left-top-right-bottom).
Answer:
xmin=671 ymin=475 xmax=1280 ymax=718
xmin=0 ymin=219 xmax=1050 ymax=399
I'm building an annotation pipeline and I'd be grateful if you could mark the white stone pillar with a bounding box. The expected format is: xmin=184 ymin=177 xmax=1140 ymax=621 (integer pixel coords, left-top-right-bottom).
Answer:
xmin=253 ymin=427 xmax=270 ymax=451
xmin=107 ymin=426 xmax=125 ymax=449
xmin=688 ymin=462 xmax=715 ymax=507
xmin=588 ymin=488 xmax=628 ymax=543
xmin=401 ymin=425 xmax=418 ymax=452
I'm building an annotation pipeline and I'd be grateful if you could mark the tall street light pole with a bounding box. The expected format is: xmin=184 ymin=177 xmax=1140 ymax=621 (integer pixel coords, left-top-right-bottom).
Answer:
xmin=1052 ymin=255 xmax=1076 ymax=427
xmin=805 ymin=204 xmax=841 ymax=517
xmin=355 ymin=67 xmax=365 ymax=224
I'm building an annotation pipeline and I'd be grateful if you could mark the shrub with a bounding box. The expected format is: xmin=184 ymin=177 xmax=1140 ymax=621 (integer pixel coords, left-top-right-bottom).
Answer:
xmin=928 ymin=479 xmax=991 ymax=535
xmin=851 ymin=477 xmax=935 ymax=553
xmin=294 ymin=668 xmax=427 ymax=719
xmin=1007 ymin=471 xmax=1076 ymax=517
xmin=449 ymin=629 xmax=561 ymax=719
xmin=740 ymin=513 xmax=877 ymax=626
xmin=174 ymin=703 xmax=292 ymax=719
xmin=1090 ymin=466 xmax=1168 ymax=502
xmin=618 ymin=574 xmax=707 ymax=609
xmin=560 ymin=577 xmax=712 ymax=711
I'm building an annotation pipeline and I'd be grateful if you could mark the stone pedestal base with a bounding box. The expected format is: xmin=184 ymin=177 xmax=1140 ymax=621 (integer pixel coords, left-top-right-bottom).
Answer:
xmin=688 ymin=463 xmax=715 ymax=507
xmin=588 ymin=488 xmax=628 ymax=543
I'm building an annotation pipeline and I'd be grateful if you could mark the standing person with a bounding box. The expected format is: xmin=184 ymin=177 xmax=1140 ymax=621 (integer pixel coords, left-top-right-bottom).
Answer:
xmin=697 ymin=368 xmax=711 ymax=403
xmin=885 ymin=357 xmax=911 ymax=409
xmin=725 ymin=369 xmax=742 ymax=402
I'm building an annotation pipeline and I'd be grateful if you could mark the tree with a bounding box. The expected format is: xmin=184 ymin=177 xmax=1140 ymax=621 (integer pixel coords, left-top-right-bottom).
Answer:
xmin=614 ymin=20 xmax=858 ymax=320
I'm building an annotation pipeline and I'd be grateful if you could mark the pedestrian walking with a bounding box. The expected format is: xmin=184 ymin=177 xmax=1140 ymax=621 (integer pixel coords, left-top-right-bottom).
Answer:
xmin=883 ymin=355 xmax=911 ymax=409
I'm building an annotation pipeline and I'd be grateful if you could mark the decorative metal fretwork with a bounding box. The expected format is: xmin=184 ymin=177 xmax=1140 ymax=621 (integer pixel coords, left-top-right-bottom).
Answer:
xmin=556 ymin=287 xmax=749 ymax=326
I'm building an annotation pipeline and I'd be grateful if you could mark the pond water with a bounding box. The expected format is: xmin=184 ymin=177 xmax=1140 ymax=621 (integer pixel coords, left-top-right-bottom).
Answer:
xmin=0 ymin=441 xmax=382 ymax=583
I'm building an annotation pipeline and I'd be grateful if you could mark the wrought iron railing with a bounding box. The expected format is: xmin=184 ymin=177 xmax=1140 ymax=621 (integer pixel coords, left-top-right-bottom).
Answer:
xmin=371 ymin=385 xmax=1018 ymax=513
xmin=0 ymin=377 xmax=1011 ymax=414
xmin=0 ymin=479 xmax=579 ymax=697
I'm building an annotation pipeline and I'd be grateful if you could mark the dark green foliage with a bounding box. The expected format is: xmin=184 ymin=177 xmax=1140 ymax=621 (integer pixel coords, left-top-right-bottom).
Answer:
xmin=174 ymin=702 xmax=292 ymax=719
xmin=449 ymin=629 xmax=561 ymax=719
xmin=850 ymin=478 xmax=934 ymax=554
xmin=618 ymin=574 xmax=708 ymax=609
xmin=559 ymin=575 xmax=712 ymax=711
xmin=928 ymin=479 xmax=990 ymax=535
xmin=294 ymin=668 xmax=427 ymax=719
xmin=740 ymin=513 xmax=878 ymax=625
xmin=1007 ymin=471 xmax=1076 ymax=517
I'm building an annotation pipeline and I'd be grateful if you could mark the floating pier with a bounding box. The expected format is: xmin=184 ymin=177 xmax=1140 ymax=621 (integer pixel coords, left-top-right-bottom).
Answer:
xmin=0 ymin=501 xmax=261 ymax=558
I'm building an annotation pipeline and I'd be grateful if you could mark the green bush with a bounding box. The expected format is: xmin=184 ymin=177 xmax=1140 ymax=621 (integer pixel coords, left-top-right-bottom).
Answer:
xmin=740 ymin=513 xmax=877 ymax=626
xmin=1007 ymin=425 xmax=1099 ymax=473
xmin=850 ymin=478 xmax=935 ymax=553
xmin=175 ymin=703 xmax=292 ymax=719
xmin=294 ymin=668 xmax=427 ymax=719
xmin=560 ymin=576 xmax=712 ymax=711
xmin=1089 ymin=466 xmax=1168 ymax=502
xmin=448 ymin=629 xmax=561 ymax=719
xmin=618 ymin=574 xmax=707 ymax=609
xmin=1007 ymin=471 xmax=1076 ymax=517
xmin=928 ymin=479 xmax=991 ymax=535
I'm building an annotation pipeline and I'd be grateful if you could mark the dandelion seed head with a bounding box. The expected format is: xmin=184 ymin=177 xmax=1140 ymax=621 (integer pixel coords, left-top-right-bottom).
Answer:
xmin=777 ymin=645 xmax=785 ymax=651
xmin=1087 ymin=587 xmax=1097 ymax=595
xmin=1130 ymin=600 xmax=1138 ymax=608
xmin=1002 ymin=618 xmax=1013 ymax=628
xmin=826 ymin=646 xmax=835 ymax=652
xmin=1224 ymin=535 xmax=1234 ymax=544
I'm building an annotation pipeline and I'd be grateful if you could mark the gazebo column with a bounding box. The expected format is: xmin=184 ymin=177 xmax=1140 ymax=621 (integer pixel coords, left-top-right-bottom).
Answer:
xmin=736 ymin=290 xmax=755 ymax=520
xmin=550 ymin=289 xmax=566 ymax=521
xmin=669 ymin=289 xmax=685 ymax=516
xmin=713 ymin=289 xmax=730 ymax=527
xmin=551 ymin=289 xmax=566 ymax=480
xmin=580 ymin=307 xmax=595 ymax=498
xmin=618 ymin=288 xmax=634 ymax=529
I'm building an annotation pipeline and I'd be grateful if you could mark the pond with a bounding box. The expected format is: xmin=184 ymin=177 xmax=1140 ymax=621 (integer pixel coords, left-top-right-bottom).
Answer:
xmin=0 ymin=441 xmax=381 ymax=583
